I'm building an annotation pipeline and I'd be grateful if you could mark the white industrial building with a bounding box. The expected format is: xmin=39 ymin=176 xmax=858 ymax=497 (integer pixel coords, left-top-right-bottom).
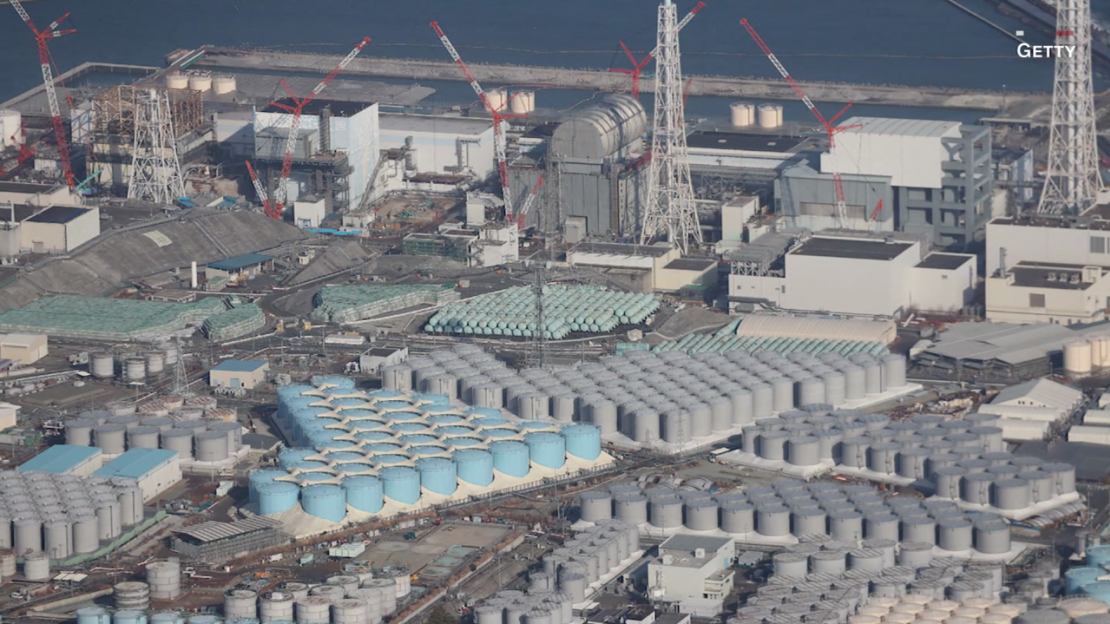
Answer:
xmin=93 ymin=448 xmax=183 ymax=502
xmin=470 ymin=223 xmax=520 ymax=268
xmin=0 ymin=403 xmax=17 ymax=430
xmin=0 ymin=204 xmax=100 ymax=256
xmin=986 ymin=216 xmax=1110 ymax=277
xmin=0 ymin=181 xmax=79 ymax=207
xmin=646 ymin=535 xmax=736 ymax=617
xmin=209 ymin=360 xmax=270 ymax=390
xmin=0 ymin=333 xmax=47 ymax=365
xmin=357 ymin=346 xmax=407 ymax=375
xmin=378 ymin=113 xmax=496 ymax=179
xmin=986 ymin=261 xmax=1110 ymax=325
xmin=292 ymin=197 xmax=326 ymax=229
xmin=978 ymin=378 xmax=1083 ymax=441
xmin=566 ymin=242 xmax=718 ymax=294
xmin=728 ymin=233 xmax=976 ymax=318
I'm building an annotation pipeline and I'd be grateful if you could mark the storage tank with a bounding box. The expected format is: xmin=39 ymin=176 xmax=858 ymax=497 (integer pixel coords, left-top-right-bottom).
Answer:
xmin=65 ymin=419 xmax=97 ymax=446
xmin=900 ymin=516 xmax=936 ymax=545
xmin=847 ymin=548 xmax=883 ymax=572
xmin=115 ymin=581 xmax=151 ymax=611
xmin=22 ymin=551 xmax=49 ymax=580
xmin=1044 ymin=462 xmax=1077 ymax=494
xmin=684 ymin=499 xmax=719 ymax=531
xmin=195 ymin=430 xmax=230 ymax=462
xmin=992 ymin=478 xmax=1030 ymax=510
xmin=897 ymin=447 xmax=930 ymax=480
xmin=127 ymin=425 xmax=161 ymax=449
xmin=91 ymin=353 xmax=114 ymax=378
xmin=868 ymin=442 xmax=901 ymax=474
xmin=43 ymin=519 xmax=71 ymax=558
xmin=94 ymin=424 xmax=127 ymax=454
xmin=123 ymin=358 xmax=146 ymax=382
xmin=829 ymin=510 xmax=863 ymax=542
xmin=961 ymin=472 xmax=994 ymax=505
xmin=720 ymin=501 xmax=755 ymax=533
xmin=773 ymin=551 xmax=809 ymax=578
xmin=1067 ymin=567 xmax=1106 ymax=594
xmin=792 ymin=507 xmax=828 ymax=536
xmin=649 ymin=495 xmax=683 ymax=528
xmin=225 ymin=589 xmax=258 ymax=620
xmin=1065 ymin=339 xmax=1094 ymax=375
xmin=72 ymin=517 xmax=99 ymax=553
xmin=452 ymin=449 xmax=494 ymax=487
xmin=864 ymin=514 xmax=900 ymax=541
xmin=379 ymin=466 xmax=420 ymax=505
xmin=490 ymin=440 xmax=530 ymax=477
xmin=841 ymin=436 xmax=870 ymax=468
xmin=258 ymin=481 xmax=300 ymax=515
xmin=147 ymin=560 xmax=181 ymax=600
xmin=756 ymin=504 xmax=791 ymax=537
xmin=260 ymin=592 xmax=296 ymax=623
xmin=166 ymin=73 xmax=190 ymax=90
xmin=937 ymin=518 xmax=973 ymax=552
xmin=614 ymin=493 xmax=648 ymax=524
xmin=160 ymin=429 xmax=194 ymax=459
xmin=580 ymin=491 xmax=613 ymax=523
xmin=731 ymin=102 xmax=756 ymax=127
xmin=787 ymin=435 xmax=820 ymax=466
xmin=213 ymin=75 xmax=237 ymax=94
xmin=758 ymin=429 xmax=790 ymax=461
xmin=342 ymin=475 xmax=384 ymax=514
xmin=933 ymin=466 xmax=966 ymax=499
xmin=14 ymin=517 xmax=42 ymax=553
xmin=974 ymin=519 xmax=1012 ymax=554
xmin=798 ymin=377 xmax=826 ymax=406
xmin=758 ymin=103 xmax=783 ymax=128
xmin=882 ymin=355 xmax=907 ymax=388
xmin=563 ymin=424 xmax=601 ymax=461
xmin=296 ymin=596 xmax=332 ymax=624
xmin=416 ymin=457 xmax=457 ymax=496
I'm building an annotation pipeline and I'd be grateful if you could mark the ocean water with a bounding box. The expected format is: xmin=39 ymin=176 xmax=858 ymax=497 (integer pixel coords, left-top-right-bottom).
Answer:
xmin=0 ymin=0 xmax=1107 ymax=119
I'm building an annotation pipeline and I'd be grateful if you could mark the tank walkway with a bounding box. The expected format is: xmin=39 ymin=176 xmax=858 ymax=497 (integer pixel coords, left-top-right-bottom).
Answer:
xmin=190 ymin=47 xmax=1048 ymax=114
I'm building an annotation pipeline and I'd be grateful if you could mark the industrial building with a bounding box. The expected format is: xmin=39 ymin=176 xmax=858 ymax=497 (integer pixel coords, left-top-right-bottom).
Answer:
xmin=209 ymin=360 xmax=270 ymax=389
xmin=170 ymin=516 xmax=285 ymax=564
xmin=647 ymin=535 xmax=736 ymax=616
xmin=378 ymin=113 xmax=497 ymax=180
xmin=0 ymin=333 xmax=47 ymax=365
xmin=0 ymin=403 xmax=17 ymax=430
xmin=0 ymin=181 xmax=81 ymax=207
xmin=986 ymin=261 xmax=1110 ymax=324
xmin=728 ymin=233 xmax=976 ymax=317
xmin=0 ymin=204 xmax=100 ymax=256
xmin=984 ymin=214 xmax=1110 ymax=278
xmin=18 ymin=445 xmax=103 ymax=476
xmin=565 ymin=242 xmax=719 ymax=294
xmin=357 ymin=347 xmax=408 ymax=375
xmin=205 ymin=253 xmax=275 ymax=284
xmin=510 ymin=94 xmax=650 ymax=237
xmin=93 ymin=448 xmax=182 ymax=502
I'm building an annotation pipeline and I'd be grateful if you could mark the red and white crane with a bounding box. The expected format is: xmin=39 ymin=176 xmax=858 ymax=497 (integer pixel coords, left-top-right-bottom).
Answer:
xmin=612 ymin=1 xmax=706 ymax=98
xmin=740 ymin=18 xmax=860 ymax=228
xmin=245 ymin=160 xmax=272 ymax=216
xmin=265 ymin=36 xmax=371 ymax=219
xmin=432 ymin=21 xmax=530 ymax=220
xmin=10 ymin=0 xmax=76 ymax=189
xmin=515 ymin=175 xmax=545 ymax=228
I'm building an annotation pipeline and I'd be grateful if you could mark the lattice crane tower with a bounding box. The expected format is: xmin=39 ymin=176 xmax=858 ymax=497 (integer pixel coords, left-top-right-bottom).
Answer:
xmin=1039 ymin=0 xmax=1101 ymax=214
xmin=128 ymin=89 xmax=185 ymax=204
xmin=640 ymin=0 xmax=701 ymax=253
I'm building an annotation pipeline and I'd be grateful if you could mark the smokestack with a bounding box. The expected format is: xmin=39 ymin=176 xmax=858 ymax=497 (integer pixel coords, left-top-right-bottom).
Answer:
xmin=190 ymin=261 xmax=197 ymax=288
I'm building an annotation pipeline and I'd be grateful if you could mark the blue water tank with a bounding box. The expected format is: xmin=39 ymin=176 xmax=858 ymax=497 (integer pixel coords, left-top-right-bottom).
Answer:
xmin=294 ymin=461 xmax=330 ymax=472
xmin=149 ymin=613 xmax=182 ymax=624
xmin=378 ymin=401 xmax=411 ymax=410
xmin=444 ymin=437 xmax=483 ymax=448
xmin=490 ymin=440 xmax=531 ymax=477
xmin=368 ymin=390 xmax=403 ymax=399
xmin=518 ymin=421 xmax=556 ymax=431
xmin=278 ymin=384 xmax=315 ymax=401
xmin=374 ymin=454 xmax=410 ymax=465
xmin=436 ymin=425 xmax=476 ymax=436
xmin=258 ymin=481 xmax=300 ymax=515
xmin=249 ymin=469 xmax=290 ymax=502
xmin=332 ymin=397 xmax=367 ymax=407
xmin=279 ymin=448 xmax=316 ymax=470
xmin=336 ymin=462 xmax=375 ymax=474
xmin=481 ymin=428 xmax=518 ymax=439
xmin=562 ymin=424 xmax=602 ymax=461
xmin=301 ymin=484 xmax=347 ymax=522
xmin=399 ymin=434 xmax=439 ymax=445
xmin=391 ymin=422 xmax=432 ymax=433
xmin=77 ymin=608 xmax=110 ymax=624
xmin=325 ymin=451 xmax=365 ymax=462
xmin=409 ymin=445 xmax=449 ymax=456
xmin=114 ymin=611 xmax=148 ymax=624
xmin=1066 ymin=566 xmax=1105 ymax=594
xmin=453 ymin=449 xmax=494 ymax=486
xmin=298 ymin=472 xmax=336 ymax=483
xmin=472 ymin=417 xmax=509 ymax=428
xmin=1082 ymin=580 xmax=1110 ymax=605
xmin=423 ymin=406 xmax=457 ymax=416
xmin=1091 ymin=546 xmax=1110 ymax=570
xmin=343 ymin=476 xmax=384 ymax=513
xmin=428 ymin=414 xmax=465 ymax=425
xmin=380 ymin=466 xmax=421 ymax=505
xmin=364 ymin=443 xmax=403 ymax=453
xmin=413 ymin=393 xmax=451 ymax=405
xmin=417 ymin=458 xmax=458 ymax=495
xmin=525 ymin=432 xmax=566 ymax=469
xmin=466 ymin=407 xmax=503 ymax=419
xmin=340 ymin=409 xmax=377 ymax=418
xmin=311 ymin=375 xmax=356 ymax=390
xmin=354 ymin=431 xmax=393 ymax=441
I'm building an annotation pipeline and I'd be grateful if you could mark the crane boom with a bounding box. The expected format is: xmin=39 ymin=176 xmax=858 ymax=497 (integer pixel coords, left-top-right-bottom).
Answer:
xmin=431 ymin=21 xmax=514 ymax=213
xmin=650 ymin=2 xmax=707 ymax=59
xmin=245 ymin=160 xmax=272 ymax=215
xmin=11 ymin=0 xmax=75 ymax=189
xmin=270 ymin=37 xmax=371 ymax=218
xmin=615 ymin=2 xmax=706 ymax=98
xmin=515 ymin=175 xmax=545 ymax=226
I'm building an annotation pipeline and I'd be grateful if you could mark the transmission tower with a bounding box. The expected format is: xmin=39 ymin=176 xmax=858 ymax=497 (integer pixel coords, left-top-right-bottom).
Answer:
xmin=171 ymin=339 xmax=191 ymax=397
xmin=128 ymin=89 xmax=185 ymax=204
xmin=527 ymin=262 xmax=548 ymax=369
xmin=639 ymin=0 xmax=701 ymax=253
xmin=1038 ymin=0 xmax=1101 ymax=215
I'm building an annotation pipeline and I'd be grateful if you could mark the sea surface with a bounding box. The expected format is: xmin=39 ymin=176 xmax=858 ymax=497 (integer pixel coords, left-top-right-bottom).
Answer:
xmin=2 ymin=0 xmax=1110 ymax=122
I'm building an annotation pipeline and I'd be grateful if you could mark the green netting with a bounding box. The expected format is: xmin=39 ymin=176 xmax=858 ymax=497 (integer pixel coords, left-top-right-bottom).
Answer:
xmin=0 ymin=295 xmax=226 ymax=341
xmin=654 ymin=319 xmax=889 ymax=358
xmin=203 ymin=303 xmax=266 ymax=341
xmin=312 ymin=284 xmax=461 ymax=323
xmin=424 ymin=285 xmax=660 ymax=339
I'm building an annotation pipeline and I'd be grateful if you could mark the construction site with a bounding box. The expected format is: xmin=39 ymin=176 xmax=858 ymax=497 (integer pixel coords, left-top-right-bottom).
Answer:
xmin=4 ymin=1 xmax=1110 ymax=624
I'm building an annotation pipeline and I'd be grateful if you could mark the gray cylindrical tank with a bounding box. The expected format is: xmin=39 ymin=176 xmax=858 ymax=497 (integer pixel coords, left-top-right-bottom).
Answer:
xmin=937 ymin=518 xmax=973 ymax=552
xmin=787 ymin=435 xmax=820 ymax=466
xmin=296 ymin=596 xmax=332 ymax=624
xmin=1044 ymin=462 xmax=1077 ymax=495
xmin=792 ymin=508 xmax=828 ymax=537
xmin=829 ymin=510 xmax=863 ymax=542
xmin=900 ymin=516 xmax=937 ymax=545
xmin=730 ymin=388 xmax=754 ymax=426
xmin=147 ymin=560 xmax=182 ymax=600
xmin=649 ymin=496 xmax=683 ymax=528
xmin=823 ymin=372 xmax=846 ymax=406
xmin=1014 ymin=611 xmax=1070 ymax=624
xmin=974 ymin=520 xmax=1012 ymax=554
xmin=661 ymin=410 xmax=691 ymax=444
xmin=867 ymin=442 xmax=901 ymax=475
xmin=772 ymin=377 xmax=795 ymax=412
xmin=613 ymin=493 xmax=648 ymax=524
xmin=756 ymin=505 xmax=791 ymax=537
xmin=720 ymin=501 xmax=755 ymax=533
xmin=128 ymin=425 xmax=161 ymax=449
xmin=72 ymin=517 xmax=98 ymax=554
xmin=848 ymin=548 xmax=884 ymax=572
xmin=225 ymin=589 xmax=259 ymax=620
xmin=260 ymin=591 xmax=296 ymax=623
xmin=843 ymin=365 xmax=866 ymax=400
xmin=13 ymin=518 xmax=42 ymax=554
xmin=933 ymin=466 xmax=966 ymax=499
xmin=961 ymin=472 xmax=994 ymax=505
xmin=758 ymin=430 xmax=790 ymax=461
xmin=810 ymin=549 xmax=847 ymax=575
xmin=864 ymin=514 xmax=899 ymax=541
xmin=43 ymin=520 xmax=71 ymax=559
xmin=898 ymin=542 xmax=934 ymax=569
xmin=992 ymin=478 xmax=1030 ymax=510
xmin=798 ymin=377 xmax=826 ymax=406
xmin=750 ymin=383 xmax=773 ymax=419
xmin=1020 ymin=470 xmax=1054 ymax=503
xmin=94 ymin=424 xmax=127 ymax=454
xmin=882 ymin=354 xmax=907 ymax=388
xmin=773 ymin=552 xmax=810 ymax=579
xmin=65 ymin=419 xmax=97 ymax=446
xmin=580 ymin=491 xmax=613 ymax=523
xmin=684 ymin=499 xmax=719 ymax=531
xmin=897 ymin=447 xmax=930 ymax=480
xmin=160 ymin=429 xmax=194 ymax=459
xmin=841 ymin=436 xmax=870 ymax=468
xmin=23 ymin=551 xmax=49 ymax=581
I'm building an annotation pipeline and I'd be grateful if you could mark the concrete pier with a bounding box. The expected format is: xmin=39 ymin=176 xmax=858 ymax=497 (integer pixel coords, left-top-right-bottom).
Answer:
xmin=191 ymin=46 xmax=1050 ymax=113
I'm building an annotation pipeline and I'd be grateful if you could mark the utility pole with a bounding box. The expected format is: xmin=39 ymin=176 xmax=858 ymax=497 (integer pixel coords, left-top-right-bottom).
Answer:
xmin=527 ymin=261 xmax=548 ymax=369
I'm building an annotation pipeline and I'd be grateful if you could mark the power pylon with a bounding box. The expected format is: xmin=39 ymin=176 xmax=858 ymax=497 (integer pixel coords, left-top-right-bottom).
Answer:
xmin=1039 ymin=0 xmax=1101 ymax=215
xmin=640 ymin=0 xmax=701 ymax=253
xmin=128 ymin=89 xmax=185 ymax=204
xmin=528 ymin=261 xmax=549 ymax=369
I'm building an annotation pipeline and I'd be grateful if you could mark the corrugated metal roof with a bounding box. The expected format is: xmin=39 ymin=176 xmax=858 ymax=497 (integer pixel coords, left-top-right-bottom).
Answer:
xmin=659 ymin=534 xmax=733 ymax=553
xmin=991 ymin=378 xmax=1083 ymax=410
xmin=917 ymin=322 xmax=1076 ymax=365
xmin=839 ymin=117 xmax=961 ymax=138
xmin=18 ymin=444 xmax=101 ymax=474
xmin=211 ymin=359 xmax=268 ymax=373
xmin=735 ymin=315 xmax=895 ymax=344
xmin=174 ymin=517 xmax=282 ymax=543
xmin=94 ymin=448 xmax=178 ymax=479
xmin=208 ymin=253 xmax=273 ymax=271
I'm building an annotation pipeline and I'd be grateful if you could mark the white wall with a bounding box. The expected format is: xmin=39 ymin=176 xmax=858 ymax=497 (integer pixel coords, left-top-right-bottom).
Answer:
xmin=0 ymin=185 xmax=77 ymax=206
xmin=820 ymin=120 xmax=960 ymax=189
xmin=729 ymin=273 xmax=786 ymax=305
xmin=985 ymin=220 xmax=1110 ymax=276
xmin=783 ymin=250 xmax=917 ymax=316
xmin=378 ymin=115 xmax=496 ymax=178
xmin=909 ymin=257 xmax=976 ymax=313
xmin=137 ymin=454 xmax=183 ymax=502
xmin=986 ymin=274 xmax=1110 ymax=325
xmin=294 ymin=198 xmax=326 ymax=228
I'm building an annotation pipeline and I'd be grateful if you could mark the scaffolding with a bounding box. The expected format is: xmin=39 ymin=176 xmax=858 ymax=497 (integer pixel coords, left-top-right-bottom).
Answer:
xmin=92 ymin=85 xmax=204 ymax=140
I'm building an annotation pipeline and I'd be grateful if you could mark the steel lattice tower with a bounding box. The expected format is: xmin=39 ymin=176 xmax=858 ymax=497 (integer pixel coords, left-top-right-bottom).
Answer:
xmin=1039 ymin=0 xmax=1101 ymax=214
xmin=128 ymin=89 xmax=185 ymax=204
xmin=640 ymin=0 xmax=701 ymax=253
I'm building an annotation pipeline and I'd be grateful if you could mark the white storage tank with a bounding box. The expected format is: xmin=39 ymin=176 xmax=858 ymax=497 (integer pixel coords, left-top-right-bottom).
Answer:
xmin=147 ymin=560 xmax=182 ymax=600
xmin=213 ymin=75 xmax=237 ymax=95
xmin=225 ymin=589 xmax=258 ymax=620
xmin=758 ymin=103 xmax=783 ymax=128
xmin=91 ymin=353 xmax=114 ymax=378
xmin=1065 ymin=338 xmax=1094 ymax=375
xmin=23 ymin=551 xmax=50 ymax=580
xmin=731 ymin=102 xmax=756 ymax=127
xmin=188 ymin=73 xmax=212 ymax=92
xmin=166 ymin=73 xmax=190 ymax=90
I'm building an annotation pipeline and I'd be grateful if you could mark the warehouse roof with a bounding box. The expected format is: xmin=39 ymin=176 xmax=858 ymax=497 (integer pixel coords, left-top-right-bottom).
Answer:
xmin=26 ymin=206 xmax=88 ymax=224
xmin=791 ymin=237 xmax=912 ymax=261
xmin=0 ymin=204 xmax=39 ymax=223
xmin=991 ymin=378 xmax=1083 ymax=410
xmin=917 ymin=322 xmax=1083 ymax=366
xmin=173 ymin=516 xmax=281 ymax=543
xmin=686 ymin=130 xmax=809 ymax=153
xmin=917 ymin=253 xmax=973 ymax=270
xmin=0 ymin=181 xmax=62 ymax=194
xmin=380 ymin=113 xmax=493 ymax=136
xmin=570 ymin=241 xmax=674 ymax=258
xmin=208 ymin=253 xmax=273 ymax=271
xmin=839 ymin=117 xmax=961 ymax=138
xmin=94 ymin=448 xmax=178 ymax=479
xmin=664 ymin=258 xmax=716 ymax=271
xmin=660 ymin=534 xmax=733 ymax=553
xmin=0 ymin=333 xmax=44 ymax=347
xmin=211 ymin=359 xmax=268 ymax=373
xmin=18 ymin=444 xmax=101 ymax=474
xmin=735 ymin=315 xmax=896 ymax=344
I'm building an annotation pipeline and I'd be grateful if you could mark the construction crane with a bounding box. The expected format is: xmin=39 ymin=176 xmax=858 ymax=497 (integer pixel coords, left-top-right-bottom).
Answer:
xmin=245 ymin=160 xmax=272 ymax=216
xmin=612 ymin=1 xmax=706 ymax=98
xmin=75 ymin=167 xmax=103 ymax=193
xmin=10 ymin=0 xmax=76 ymax=189
xmin=515 ymin=175 xmax=545 ymax=228
xmin=267 ymin=36 xmax=371 ymax=219
xmin=740 ymin=18 xmax=859 ymax=228
xmin=432 ymin=21 xmax=530 ymax=220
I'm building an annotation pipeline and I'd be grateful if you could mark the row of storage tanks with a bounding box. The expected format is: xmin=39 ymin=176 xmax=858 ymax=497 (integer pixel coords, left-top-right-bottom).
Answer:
xmin=731 ymin=101 xmax=785 ymax=129
xmin=165 ymin=71 xmax=237 ymax=94
xmin=1063 ymin=545 xmax=1110 ymax=601
xmin=0 ymin=469 xmax=145 ymax=559
xmin=254 ymin=381 xmax=604 ymax=522
xmin=66 ymin=409 xmax=243 ymax=463
xmin=580 ymin=478 xmax=1013 ymax=554
xmin=740 ymin=597 xmax=1110 ymax=624
xmin=383 ymin=345 xmax=909 ymax=445
xmin=474 ymin=589 xmax=575 ymax=624
xmin=739 ymin=409 xmax=1078 ymax=512
xmin=535 ymin=520 xmax=640 ymax=603
xmin=89 ymin=345 xmax=180 ymax=381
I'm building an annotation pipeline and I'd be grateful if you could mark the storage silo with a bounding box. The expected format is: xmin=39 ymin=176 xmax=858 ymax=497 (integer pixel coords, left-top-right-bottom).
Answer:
xmin=94 ymin=424 xmax=127 ymax=454
xmin=415 ymin=457 xmax=457 ymax=496
xmin=301 ymin=484 xmax=347 ymax=522
xmin=933 ymin=466 xmax=965 ymax=499
xmin=562 ymin=424 xmax=601 ymax=461
xmin=992 ymin=478 xmax=1030 ymax=510
xmin=882 ymin=355 xmax=907 ymax=388
xmin=195 ymin=431 xmax=230 ymax=462
xmin=829 ymin=510 xmax=863 ymax=542
xmin=936 ymin=517 xmax=973 ymax=551
xmin=810 ymin=549 xmax=847 ymax=574
xmin=147 ymin=560 xmax=181 ymax=600
xmin=258 ymin=481 xmax=300 ymax=515
xmin=580 ymin=491 xmax=613 ymax=523
xmin=23 ymin=551 xmax=49 ymax=581
xmin=773 ymin=552 xmax=810 ymax=578
xmin=797 ymin=377 xmax=826 ymax=406
xmin=649 ymin=495 xmax=683 ymax=528
xmin=1044 ymin=462 xmax=1077 ymax=494
xmin=13 ymin=517 xmax=42 ymax=553
xmin=720 ymin=501 xmax=755 ymax=533
xmin=867 ymin=442 xmax=901 ymax=475
xmin=749 ymin=382 xmax=773 ymax=419
xmin=756 ymin=504 xmax=791 ymax=537
xmin=758 ymin=430 xmax=790 ymax=461
xmin=65 ymin=419 xmax=97 ymax=446
xmin=127 ymin=425 xmax=161 ymax=450
xmin=490 ymin=440 xmax=530 ymax=477
xmin=613 ymin=493 xmax=648 ymax=524
xmin=224 ymin=589 xmax=258 ymax=620
xmin=960 ymin=473 xmax=994 ymax=505
xmin=896 ymin=447 xmax=930 ymax=480
xmin=898 ymin=542 xmax=934 ymax=568
xmin=1020 ymin=470 xmax=1054 ymax=503
xmin=974 ymin=519 xmax=1011 ymax=554
xmin=684 ymin=499 xmax=719 ymax=531
xmin=379 ymin=466 xmax=420 ymax=506
xmin=260 ymin=592 xmax=295 ymax=623
xmin=899 ymin=516 xmax=937 ymax=545
xmin=43 ymin=520 xmax=71 ymax=558
xmin=847 ymin=548 xmax=884 ymax=572
xmin=342 ymin=475 xmax=384 ymax=514
xmin=864 ymin=514 xmax=900 ymax=541
xmin=296 ymin=596 xmax=333 ymax=624
xmin=791 ymin=507 xmax=828 ymax=536
xmin=660 ymin=410 xmax=691 ymax=444
xmin=785 ymin=435 xmax=820 ymax=466
xmin=840 ymin=436 xmax=870 ymax=468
